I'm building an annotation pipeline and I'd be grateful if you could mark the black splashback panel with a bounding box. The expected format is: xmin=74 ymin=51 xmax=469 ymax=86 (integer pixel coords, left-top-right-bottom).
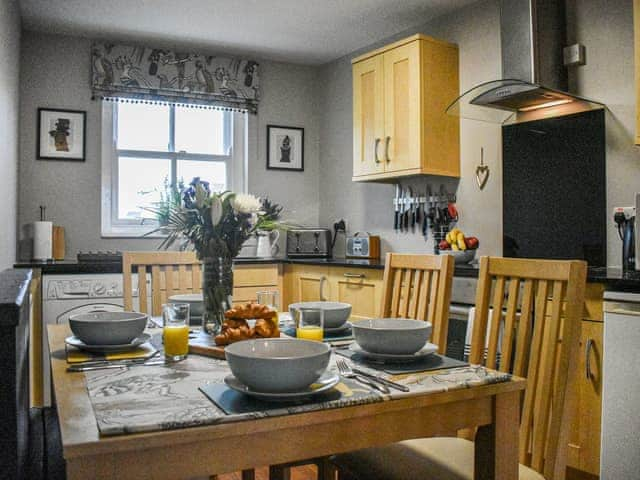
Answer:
xmin=502 ymin=109 xmax=606 ymax=266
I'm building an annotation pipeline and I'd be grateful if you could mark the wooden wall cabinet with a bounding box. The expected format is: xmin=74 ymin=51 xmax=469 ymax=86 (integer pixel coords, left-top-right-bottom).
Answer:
xmin=352 ymin=34 xmax=460 ymax=181
xmin=282 ymin=265 xmax=384 ymax=320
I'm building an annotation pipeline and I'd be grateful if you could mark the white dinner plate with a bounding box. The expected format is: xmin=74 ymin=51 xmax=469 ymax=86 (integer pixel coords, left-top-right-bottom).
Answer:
xmin=65 ymin=333 xmax=151 ymax=353
xmin=349 ymin=342 xmax=438 ymax=363
xmin=324 ymin=321 xmax=352 ymax=334
xmin=224 ymin=373 xmax=340 ymax=401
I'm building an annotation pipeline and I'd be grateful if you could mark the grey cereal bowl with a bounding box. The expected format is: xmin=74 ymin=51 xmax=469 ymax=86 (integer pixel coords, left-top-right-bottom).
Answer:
xmin=68 ymin=312 xmax=148 ymax=346
xmin=288 ymin=301 xmax=352 ymax=329
xmin=352 ymin=318 xmax=432 ymax=355
xmin=168 ymin=293 xmax=204 ymax=317
xmin=224 ymin=338 xmax=331 ymax=393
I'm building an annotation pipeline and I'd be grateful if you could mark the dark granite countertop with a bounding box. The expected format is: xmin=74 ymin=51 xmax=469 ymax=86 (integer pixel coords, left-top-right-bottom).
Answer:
xmin=13 ymin=257 xmax=387 ymax=274
xmin=13 ymin=258 xmax=640 ymax=289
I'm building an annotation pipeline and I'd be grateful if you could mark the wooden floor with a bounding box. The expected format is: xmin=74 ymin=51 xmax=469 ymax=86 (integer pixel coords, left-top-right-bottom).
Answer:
xmin=218 ymin=465 xmax=318 ymax=480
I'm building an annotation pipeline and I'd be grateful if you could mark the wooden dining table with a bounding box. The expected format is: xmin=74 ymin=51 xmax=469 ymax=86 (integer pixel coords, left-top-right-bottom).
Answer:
xmin=48 ymin=324 xmax=526 ymax=480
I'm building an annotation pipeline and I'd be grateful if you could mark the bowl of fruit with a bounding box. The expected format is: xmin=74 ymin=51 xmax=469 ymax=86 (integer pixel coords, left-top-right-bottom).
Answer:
xmin=438 ymin=228 xmax=479 ymax=264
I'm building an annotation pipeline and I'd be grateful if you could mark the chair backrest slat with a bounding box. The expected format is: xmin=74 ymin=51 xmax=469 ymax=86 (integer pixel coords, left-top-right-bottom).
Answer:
xmin=123 ymin=251 xmax=201 ymax=317
xmin=499 ymin=277 xmax=521 ymax=373
xmin=470 ymin=256 xmax=586 ymax=478
xmin=486 ymin=275 xmax=506 ymax=370
xmin=513 ymin=279 xmax=535 ymax=377
xmin=379 ymin=253 xmax=454 ymax=354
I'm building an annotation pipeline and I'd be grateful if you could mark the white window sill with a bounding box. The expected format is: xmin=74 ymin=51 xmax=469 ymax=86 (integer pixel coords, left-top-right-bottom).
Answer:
xmin=101 ymin=224 xmax=167 ymax=239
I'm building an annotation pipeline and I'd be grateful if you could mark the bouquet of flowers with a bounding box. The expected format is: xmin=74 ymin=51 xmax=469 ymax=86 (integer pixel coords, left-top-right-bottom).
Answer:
xmin=153 ymin=177 xmax=283 ymax=334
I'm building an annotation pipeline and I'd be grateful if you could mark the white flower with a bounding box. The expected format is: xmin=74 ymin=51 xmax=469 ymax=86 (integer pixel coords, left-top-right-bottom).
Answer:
xmin=231 ymin=194 xmax=261 ymax=214
xmin=195 ymin=183 xmax=208 ymax=208
xmin=210 ymin=196 xmax=223 ymax=226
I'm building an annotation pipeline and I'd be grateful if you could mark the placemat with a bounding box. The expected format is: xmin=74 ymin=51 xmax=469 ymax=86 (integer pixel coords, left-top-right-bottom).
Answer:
xmin=335 ymin=348 xmax=468 ymax=375
xmin=200 ymin=376 xmax=377 ymax=415
xmin=66 ymin=343 xmax=158 ymax=364
xmin=284 ymin=327 xmax=354 ymax=342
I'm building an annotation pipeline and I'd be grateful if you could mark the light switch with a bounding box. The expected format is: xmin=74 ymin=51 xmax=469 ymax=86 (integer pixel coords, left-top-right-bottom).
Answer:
xmin=563 ymin=44 xmax=586 ymax=67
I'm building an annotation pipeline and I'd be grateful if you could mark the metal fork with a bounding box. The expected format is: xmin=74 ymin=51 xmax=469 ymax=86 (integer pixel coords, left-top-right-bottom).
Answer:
xmin=336 ymin=359 xmax=390 ymax=394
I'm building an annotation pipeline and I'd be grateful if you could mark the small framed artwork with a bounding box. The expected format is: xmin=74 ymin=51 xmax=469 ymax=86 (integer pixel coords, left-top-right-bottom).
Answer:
xmin=37 ymin=108 xmax=86 ymax=161
xmin=267 ymin=125 xmax=304 ymax=171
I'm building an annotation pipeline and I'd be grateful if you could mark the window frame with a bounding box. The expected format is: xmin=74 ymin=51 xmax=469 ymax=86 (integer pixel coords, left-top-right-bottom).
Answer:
xmin=101 ymin=101 xmax=247 ymax=237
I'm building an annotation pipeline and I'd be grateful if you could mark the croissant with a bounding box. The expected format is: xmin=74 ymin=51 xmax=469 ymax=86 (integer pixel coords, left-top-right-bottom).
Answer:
xmin=254 ymin=318 xmax=280 ymax=338
xmin=225 ymin=302 xmax=277 ymax=321
xmin=215 ymin=303 xmax=280 ymax=345
xmin=214 ymin=318 xmax=254 ymax=346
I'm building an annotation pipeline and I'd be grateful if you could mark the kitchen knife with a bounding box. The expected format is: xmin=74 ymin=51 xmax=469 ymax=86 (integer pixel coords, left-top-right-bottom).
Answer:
xmin=409 ymin=187 xmax=416 ymax=230
xmin=399 ymin=187 xmax=406 ymax=232
xmin=404 ymin=188 xmax=410 ymax=230
xmin=394 ymin=184 xmax=400 ymax=231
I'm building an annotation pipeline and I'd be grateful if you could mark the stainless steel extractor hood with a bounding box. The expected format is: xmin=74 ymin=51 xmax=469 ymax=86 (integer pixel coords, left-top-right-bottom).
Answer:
xmin=447 ymin=0 xmax=604 ymax=124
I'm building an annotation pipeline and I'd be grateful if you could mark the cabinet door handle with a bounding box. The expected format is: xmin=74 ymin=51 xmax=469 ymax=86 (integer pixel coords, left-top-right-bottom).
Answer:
xmin=585 ymin=338 xmax=594 ymax=379
xmin=385 ymin=136 xmax=391 ymax=163
xmin=374 ymin=138 xmax=381 ymax=164
xmin=319 ymin=276 xmax=328 ymax=301
xmin=343 ymin=272 xmax=366 ymax=279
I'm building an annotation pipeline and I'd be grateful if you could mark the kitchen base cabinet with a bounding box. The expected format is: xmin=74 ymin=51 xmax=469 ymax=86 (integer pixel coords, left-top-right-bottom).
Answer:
xmin=232 ymin=264 xmax=283 ymax=308
xmin=282 ymin=265 xmax=331 ymax=310
xmin=328 ymin=267 xmax=383 ymax=320
xmin=282 ymin=265 xmax=383 ymax=320
xmin=566 ymin=283 xmax=604 ymax=479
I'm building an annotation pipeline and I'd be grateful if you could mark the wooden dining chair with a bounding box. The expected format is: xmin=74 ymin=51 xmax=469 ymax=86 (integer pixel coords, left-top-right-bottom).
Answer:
xmin=331 ymin=256 xmax=587 ymax=480
xmin=122 ymin=251 xmax=202 ymax=316
xmin=269 ymin=253 xmax=455 ymax=480
xmin=379 ymin=252 xmax=455 ymax=353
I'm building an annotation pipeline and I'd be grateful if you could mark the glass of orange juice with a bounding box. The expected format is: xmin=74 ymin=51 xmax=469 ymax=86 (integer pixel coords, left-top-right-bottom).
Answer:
xmin=294 ymin=307 xmax=324 ymax=342
xmin=162 ymin=303 xmax=190 ymax=361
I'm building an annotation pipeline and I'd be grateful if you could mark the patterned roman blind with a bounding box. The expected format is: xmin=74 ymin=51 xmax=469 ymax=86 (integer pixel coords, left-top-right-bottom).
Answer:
xmin=91 ymin=43 xmax=260 ymax=113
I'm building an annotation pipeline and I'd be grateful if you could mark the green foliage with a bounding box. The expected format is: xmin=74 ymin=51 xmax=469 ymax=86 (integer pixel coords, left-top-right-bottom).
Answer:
xmin=146 ymin=178 xmax=284 ymax=260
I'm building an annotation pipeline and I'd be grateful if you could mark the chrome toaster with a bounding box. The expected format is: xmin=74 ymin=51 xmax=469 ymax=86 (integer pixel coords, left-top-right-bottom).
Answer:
xmin=286 ymin=228 xmax=332 ymax=258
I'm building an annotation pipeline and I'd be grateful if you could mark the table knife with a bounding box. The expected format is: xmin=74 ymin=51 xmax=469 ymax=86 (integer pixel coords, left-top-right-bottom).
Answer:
xmin=351 ymin=368 xmax=410 ymax=392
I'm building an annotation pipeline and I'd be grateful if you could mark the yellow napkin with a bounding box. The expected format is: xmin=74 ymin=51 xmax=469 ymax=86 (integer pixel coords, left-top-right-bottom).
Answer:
xmin=66 ymin=343 xmax=157 ymax=364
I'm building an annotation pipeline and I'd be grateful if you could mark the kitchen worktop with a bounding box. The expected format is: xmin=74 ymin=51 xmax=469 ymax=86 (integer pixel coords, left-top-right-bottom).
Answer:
xmin=12 ymin=257 xmax=386 ymax=274
xmin=13 ymin=258 xmax=640 ymax=288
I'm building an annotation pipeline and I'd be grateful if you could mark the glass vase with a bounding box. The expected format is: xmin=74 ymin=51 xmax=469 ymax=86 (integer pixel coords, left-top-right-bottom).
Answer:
xmin=201 ymin=256 xmax=234 ymax=335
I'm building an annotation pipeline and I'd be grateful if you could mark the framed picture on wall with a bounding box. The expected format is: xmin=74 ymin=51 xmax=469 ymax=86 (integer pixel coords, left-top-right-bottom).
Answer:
xmin=37 ymin=108 xmax=86 ymax=161
xmin=266 ymin=125 xmax=304 ymax=171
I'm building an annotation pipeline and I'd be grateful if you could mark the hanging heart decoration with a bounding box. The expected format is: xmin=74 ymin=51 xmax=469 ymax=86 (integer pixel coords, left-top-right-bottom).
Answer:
xmin=475 ymin=147 xmax=490 ymax=190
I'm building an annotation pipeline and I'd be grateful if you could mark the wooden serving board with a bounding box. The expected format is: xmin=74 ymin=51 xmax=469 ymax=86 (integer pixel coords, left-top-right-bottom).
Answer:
xmin=188 ymin=331 xmax=226 ymax=359
xmin=188 ymin=330 xmax=290 ymax=360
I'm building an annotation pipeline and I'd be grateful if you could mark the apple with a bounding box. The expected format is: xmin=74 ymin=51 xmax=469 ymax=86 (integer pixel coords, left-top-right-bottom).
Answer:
xmin=438 ymin=240 xmax=451 ymax=250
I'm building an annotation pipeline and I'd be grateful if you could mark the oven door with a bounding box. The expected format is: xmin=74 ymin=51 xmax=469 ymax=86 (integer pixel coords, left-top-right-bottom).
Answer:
xmin=446 ymin=304 xmax=472 ymax=361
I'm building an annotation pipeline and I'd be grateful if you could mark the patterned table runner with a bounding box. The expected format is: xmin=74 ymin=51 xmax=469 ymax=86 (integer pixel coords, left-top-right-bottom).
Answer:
xmin=85 ymin=354 xmax=511 ymax=436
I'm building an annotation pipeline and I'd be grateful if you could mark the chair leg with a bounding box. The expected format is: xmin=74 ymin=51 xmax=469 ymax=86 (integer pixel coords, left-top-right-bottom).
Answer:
xmin=316 ymin=457 xmax=337 ymax=480
xmin=241 ymin=469 xmax=256 ymax=480
xmin=269 ymin=465 xmax=291 ymax=480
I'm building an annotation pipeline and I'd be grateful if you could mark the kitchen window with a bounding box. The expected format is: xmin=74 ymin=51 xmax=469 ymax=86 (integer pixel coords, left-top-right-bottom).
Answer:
xmin=101 ymin=100 xmax=246 ymax=237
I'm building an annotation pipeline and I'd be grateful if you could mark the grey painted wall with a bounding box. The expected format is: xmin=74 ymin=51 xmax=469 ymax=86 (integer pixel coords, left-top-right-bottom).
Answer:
xmin=18 ymin=32 xmax=319 ymax=258
xmin=318 ymin=0 xmax=504 ymax=258
xmin=0 ymin=0 xmax=21 ymax=268
xmin=318 ymin=0 xmax=639 ymax=266
xmin=566 ymin=0 xmax=640 ymax=267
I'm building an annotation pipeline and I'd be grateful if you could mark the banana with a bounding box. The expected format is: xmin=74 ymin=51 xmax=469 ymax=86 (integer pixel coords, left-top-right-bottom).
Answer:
xmin=457 ymin=232 xmax=467 ymax=251
xmin=451 ymin=243 xmax=460 ymax=251
xmin=445 ymin=232 xmax=453 ymax=244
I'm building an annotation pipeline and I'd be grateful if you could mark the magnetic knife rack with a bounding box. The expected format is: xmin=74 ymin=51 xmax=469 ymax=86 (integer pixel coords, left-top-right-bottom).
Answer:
xmin=393 ymin=184 xmax=458 ymax=254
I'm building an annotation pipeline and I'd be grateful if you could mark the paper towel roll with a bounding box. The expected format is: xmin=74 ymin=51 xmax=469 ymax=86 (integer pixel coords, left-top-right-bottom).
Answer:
xmin=32 ymin=221 xmax=53 ymax=260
